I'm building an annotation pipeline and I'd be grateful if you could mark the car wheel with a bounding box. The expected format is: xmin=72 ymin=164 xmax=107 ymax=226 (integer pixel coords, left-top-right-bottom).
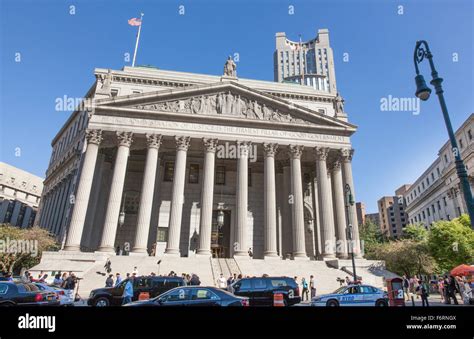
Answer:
xmin=94 ymin=297 xmax=110 ymax=307
xmin=0 ymin=301 xmax=15 ymax=307
xmin=326 ymin=300 xmax=339 ymax=307
xmin=375 ymin=299 xmax=388 ymax=307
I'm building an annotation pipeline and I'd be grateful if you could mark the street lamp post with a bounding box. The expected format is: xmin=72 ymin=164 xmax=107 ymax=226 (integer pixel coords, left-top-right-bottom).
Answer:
xmin=345 ymin=183 xmax=357 ymax=283
xmin=414 ymin=40 xmax=474 ymax=229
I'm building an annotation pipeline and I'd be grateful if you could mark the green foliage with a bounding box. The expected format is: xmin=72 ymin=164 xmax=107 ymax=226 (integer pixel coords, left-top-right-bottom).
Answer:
xmin=428 ymin=215 xmax=474 ymax=272
xmin=373 ymin=239 xmax=437 ymax=277
xmin=403 ymin=223 xmax=428 ymax=242
xmin=359 ymin=220 xmax=385 ymax=259
xmin=0 ymin=224 xmax=59 ymax=274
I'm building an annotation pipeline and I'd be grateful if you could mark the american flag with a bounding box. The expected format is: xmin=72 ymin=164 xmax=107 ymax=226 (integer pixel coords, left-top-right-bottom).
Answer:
xmin=128 ymin=17 xmax=142 ymax=26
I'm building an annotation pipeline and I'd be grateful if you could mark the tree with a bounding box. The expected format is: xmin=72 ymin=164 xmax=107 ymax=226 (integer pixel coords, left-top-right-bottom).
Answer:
xmin=0 ymin=224 xmax=59 ymax=274
xmin=359 ymin=220 xmax=385 ymax=259
xmin=403 ymin=223 xmax=428 ymax=242
xmin=428 ymin=215 xmax=474 ymax=272
xmin=373 ymin=239 xmax=437 ymax=277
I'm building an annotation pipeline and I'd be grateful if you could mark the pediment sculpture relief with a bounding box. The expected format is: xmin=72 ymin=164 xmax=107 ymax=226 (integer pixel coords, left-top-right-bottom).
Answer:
xmin=132 ymin=92 xmax=310 ymax=124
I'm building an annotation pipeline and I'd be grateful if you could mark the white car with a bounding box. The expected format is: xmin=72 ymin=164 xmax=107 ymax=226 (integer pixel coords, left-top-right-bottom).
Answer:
xmin=311 ymin=284 xmax=388 ymax=307
xmin=34 ymin=283 xmax=75 ymax=306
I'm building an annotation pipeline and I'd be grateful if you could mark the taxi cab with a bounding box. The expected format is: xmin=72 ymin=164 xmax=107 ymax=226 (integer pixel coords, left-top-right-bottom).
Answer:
xmin=311 ymin=284 xmax=388 ymax=307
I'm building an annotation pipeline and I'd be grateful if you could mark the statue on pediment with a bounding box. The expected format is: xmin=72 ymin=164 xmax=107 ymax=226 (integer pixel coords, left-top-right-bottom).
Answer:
xmin=216 ymin=93 xmax=224 ymax=114
xmin=335 ymin=92 xmax=344 ymax=114
xmin=223 ymin=56 xmax=237 ymax=77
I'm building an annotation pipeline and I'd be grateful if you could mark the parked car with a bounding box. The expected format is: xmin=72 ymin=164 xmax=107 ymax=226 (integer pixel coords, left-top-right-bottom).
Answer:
xmin=0 ymin=282 xmax=60 ymax=306
xmin=124 ymin=286 xmax=249 ymax=307
xmin=34 ymin=283 xmax=74 ymax=306
xmin=88 ymin=275 xmax=186 ymax=307
xmin=311 ymin=284 xmax=388 ymax=307
xmin=230 ymin=276 xmax=301 ymax=306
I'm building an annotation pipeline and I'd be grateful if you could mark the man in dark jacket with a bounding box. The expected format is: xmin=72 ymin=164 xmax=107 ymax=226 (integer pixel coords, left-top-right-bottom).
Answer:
xmin=445 ymin=275 xmax=459 ymax=305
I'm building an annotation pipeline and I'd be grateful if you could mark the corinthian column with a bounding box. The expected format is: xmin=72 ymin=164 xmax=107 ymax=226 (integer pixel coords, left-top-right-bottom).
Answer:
xmin=165 ymin=136 xmax=191 ymax=255
xmin=315 ymin=147 xmax=336 ymax=258
xmin=98 ymin=131 xmax=133 ymax=252
xmin=132 ymin=134 xmax=162 ymax=254
xmin=197 ymin=138 xmax=218 ymax=256
xmin=341 ymin=148 xmax=362 ymax=258
xmin=330 ymin=160 xmax=348 ymax=258
xmin=289 ymin=145 xmax=307 ymax=259
xmin=234 ymin=141 xmax=251 ymax=256
xmin=263 ymin=143 xmax=278 ymax=258
xmin=64 ymin=129 xmax=102 ymax=251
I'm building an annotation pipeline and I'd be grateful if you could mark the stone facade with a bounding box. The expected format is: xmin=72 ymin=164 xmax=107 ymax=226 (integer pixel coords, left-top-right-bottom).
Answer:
xmin=38 ymin=58 xmax=362 ymax=259
xmin=0 ymin=162 xmax=43 ymax=228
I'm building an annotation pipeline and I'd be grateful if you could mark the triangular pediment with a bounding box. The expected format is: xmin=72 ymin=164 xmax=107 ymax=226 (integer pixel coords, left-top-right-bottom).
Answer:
xmin=94 ymin=81 xmax=356 ymax=132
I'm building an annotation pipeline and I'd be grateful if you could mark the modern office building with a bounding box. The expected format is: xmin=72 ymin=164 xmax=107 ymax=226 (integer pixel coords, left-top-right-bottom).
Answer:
xmin=0 ymin=162 xmax=43 ymax=228
xmin=405 ymin=114 xmax=474 ymax=227
xmin=377 ymin=185 xmax=410 ymax=238
xmin=356 ymin=202 xmax=366 ymax=226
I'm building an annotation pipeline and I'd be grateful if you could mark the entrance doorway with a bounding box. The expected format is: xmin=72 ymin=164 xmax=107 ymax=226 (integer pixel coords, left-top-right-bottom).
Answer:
xmin=211 ymin=210 xmax=231 ymax=258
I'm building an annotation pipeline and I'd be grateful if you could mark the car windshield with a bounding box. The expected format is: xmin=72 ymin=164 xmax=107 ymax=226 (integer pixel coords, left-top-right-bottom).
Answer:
xmin=332 ymin=286 xmax=347 ymax=294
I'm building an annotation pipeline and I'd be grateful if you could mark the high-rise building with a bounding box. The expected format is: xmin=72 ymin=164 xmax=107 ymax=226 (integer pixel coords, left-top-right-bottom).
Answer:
xmin=356 ymin=202 xmax=366 ymax=226
xmin=274 ymin=29 xmax=337 ymax=94
xmin=377 ymin=185 xmax=410 ymax=238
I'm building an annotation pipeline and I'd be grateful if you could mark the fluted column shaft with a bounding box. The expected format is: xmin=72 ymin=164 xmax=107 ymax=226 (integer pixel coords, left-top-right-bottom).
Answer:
xmin=64 ymin=129 xmax=102 ymax=251
xmin=165 ymin=136 xmax=191 ymax=255
xmin=98 ymin=131 xmax=133 ymax=252
xmin=197 ymin=138 xmax=218 ymax=255
xmin=289 ymin=145 xmax=307 ymax=258
xmin=341 ymin=148 xmax=362 ymax=257
xmin=264 ymin=143 xmax=278 ymax=257
xmin=234 ymin=141 xmax=251 ymax=256
xmin=315 ymin=147 xmax=336 ymax=258
xmin=132 ymin=134 xmax=162 ymax=254
xmin=330 ymin=160 xmax=348 ymax=258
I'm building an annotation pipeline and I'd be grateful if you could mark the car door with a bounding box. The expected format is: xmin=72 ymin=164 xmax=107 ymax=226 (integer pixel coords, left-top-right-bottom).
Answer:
xmin=189 ymin=288 xmax=221 ymax=306
xmin=0 ymin=283 xmax=12 ymax=304
xmin=360 ymin=286 xmax=376 ymax=306
xmin=252 ymin=279 xmax=270 ymax=306
xmin=112 ymin=280 xmax=126 ymax=305
xmin=232 ymin=279 xmax=252 ymax=300
xmin=339 ymin=286 xmax=363 ymax=306
xmin=158 ymin=288 xmax=191 ymax=306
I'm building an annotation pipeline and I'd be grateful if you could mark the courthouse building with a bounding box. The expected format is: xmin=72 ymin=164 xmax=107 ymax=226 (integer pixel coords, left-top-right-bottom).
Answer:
xmin=36 ymin=29 xmax=363 ymax=260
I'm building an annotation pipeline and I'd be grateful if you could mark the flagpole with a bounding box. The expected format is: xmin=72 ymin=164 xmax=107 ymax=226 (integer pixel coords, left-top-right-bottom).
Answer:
xmin=132 ymin=13 xmax=144 ymax=67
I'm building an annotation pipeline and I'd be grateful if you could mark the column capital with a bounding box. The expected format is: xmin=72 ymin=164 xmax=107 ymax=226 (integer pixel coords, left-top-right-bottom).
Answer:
xmin=330 ymin=160 xmax=342 ymax=172
xmin=175 ymin=136 xmax=191 ymax=151
xmin=314 ymin=146 xmax=330 ymax=161
xmin=340 ymin=148 xmax=355 ymax=162
xmin=146 ymin=133 xmax=162 ymax=149
xmin=236 ymin=140 xmax=252 ymax=156
xmin=86 ymin=129 xmax=103 ymax=145
xmin=116 ymin=131 xmax=133 ymax=147
xmin=203 ymin=138 xmax=218 ymax=153
xmin=289 ymin=145 xmax=304 ymax=159
xmin=263 ymin=143 xmax=278 ymax=157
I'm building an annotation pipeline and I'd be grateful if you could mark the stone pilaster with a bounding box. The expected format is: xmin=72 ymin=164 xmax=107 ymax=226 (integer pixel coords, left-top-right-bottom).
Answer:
xmin=289 ymin=145 xmax=307 ymax=259
xmin=197 ymin=138 xmax=218 ymax=256
xmin=165 ymin=136 xmax=191 ymax=255
xmin=234 ymin=141 xmax=251 ymax=256
xmin=64 ymin=129 xmax=103 ymax=251
xmin=263 ymin=143 xmax=278 ymax=258
xmin=330 ymin=160 xmax=348 ymax=259
xmin=132 ymin=134 xmax=162 ymax=254
xmin=98 ymin=131 xmax=133 ymax=253
xmin=315 ymin=146 xmax=336 ymax=258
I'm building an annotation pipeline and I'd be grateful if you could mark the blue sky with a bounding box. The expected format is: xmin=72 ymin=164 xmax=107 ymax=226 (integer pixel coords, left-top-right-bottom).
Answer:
xmin=1 ymin=0 xmax=473 ymax=212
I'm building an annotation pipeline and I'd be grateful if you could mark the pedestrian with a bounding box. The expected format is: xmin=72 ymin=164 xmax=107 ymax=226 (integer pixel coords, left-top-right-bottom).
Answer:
xmin=461 ymin=277 xmax=472 ymax=304
xmin=39 ymin=274 xmax=48 ymax=283
xmin=248 ymin=248 xmax=253 ymax=258
xmin=190 ymin=273 xmax=201 ymax=286
xmin=301 ymin=278 xmax=309 ymax=301
xmin=115 ymin=273 xmax=122 ymax=286
xmin=309 ymin=275 xmax=316 ymax=299
xmin=438 ymin=278 xmax=445 ymax=302
xmin=64 ymin=273 xmax=76 ymax=291
xmin=402 ymin=275 xmax=410 ymax=301
xmin=122 ymin=277 xmax=134 ymax=305
xmin=412 ymin=276 xmax=420 ymax=299
xmin=456 ymin=276 xmax=465 ymax=303
xmin=345 ymin=276 xmax=351 ymax=285
xmin=53 ymin=273 xmax=62 ymax=286
xmin=237 ymin=274 xmax=242 ymax=280
xmin=227 ymin=275 xmax=234 ymax=289
xmin=105 ymin=274 xmax=114 ymax=287
xmin=104 ymin=259 xmax=112 ymax=274
xmin=217 ymin=273 xmax=227 ymax=289
xmin=417 ymin=279 xmax=429 ymax=307
xmin=445 ymin=275 xmax=459 ymax=305
xmin=132 ymin=266 xmax=138 ymax=276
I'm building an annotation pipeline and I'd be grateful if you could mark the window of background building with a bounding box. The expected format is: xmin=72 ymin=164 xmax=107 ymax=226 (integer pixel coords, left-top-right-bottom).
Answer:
xmin=111 ymin=89 xmax=119 ymax=97
xmin=216 ymin=166 xmax=226 ymax=185
xmin=437 ymin=167 xmax=440 ymax=176
xmin=443 ymin=197 xmax=447 ymax=206
xmin=156 ymin=227 xmax=168 ymax=242
xmin=437 ymin=201 xmax=441 ymax=210
xmin=468 ymin=129 xmax=472 ymax=141
xmin=188 ymin=164 xmax=199 ymax=184
xmin=459 ymin=138 xmax=464 ymax=149
xmin=432 ymin=205 xmax=435 ymax=214
xmin=164 ymin=162 xmax=174 ymax=182
xmin=427 ymin=208 xmax=430 ymax=217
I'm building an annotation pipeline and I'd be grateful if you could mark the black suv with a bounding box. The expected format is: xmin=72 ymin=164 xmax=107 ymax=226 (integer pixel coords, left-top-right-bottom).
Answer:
xmin=231 ymin=277 xmax=301 ymax=306
xmin=88 ymin=276 xmax=186 ymax=306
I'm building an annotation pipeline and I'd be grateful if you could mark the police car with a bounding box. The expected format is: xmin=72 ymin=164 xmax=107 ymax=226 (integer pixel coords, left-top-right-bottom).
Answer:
xmin=311 ymin=284 xmax=388 ymax=307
